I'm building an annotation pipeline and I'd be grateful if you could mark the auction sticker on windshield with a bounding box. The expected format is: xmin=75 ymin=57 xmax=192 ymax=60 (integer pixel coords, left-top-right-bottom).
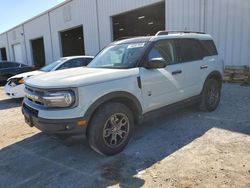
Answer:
xmin=127 ymin=43 xmax=145 ymax=49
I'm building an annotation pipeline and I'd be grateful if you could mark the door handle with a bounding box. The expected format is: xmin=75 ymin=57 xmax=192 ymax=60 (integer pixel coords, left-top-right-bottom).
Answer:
xmin=200 ymin=65 xmax=208 ymax=69
xmin=172 ymin=70 xmax=182 ymax=75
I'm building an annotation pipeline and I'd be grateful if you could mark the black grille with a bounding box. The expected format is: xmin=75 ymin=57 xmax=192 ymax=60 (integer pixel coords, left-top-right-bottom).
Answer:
xmin=25 ymin=86 xmax=45 ymax=106
xmin=25 ymin=86 xmax=45 ymax=96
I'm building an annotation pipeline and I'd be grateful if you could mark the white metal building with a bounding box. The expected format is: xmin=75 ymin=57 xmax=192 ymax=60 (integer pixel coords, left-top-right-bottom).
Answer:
xmin=0 ymin=0 xmax=249 ymax=67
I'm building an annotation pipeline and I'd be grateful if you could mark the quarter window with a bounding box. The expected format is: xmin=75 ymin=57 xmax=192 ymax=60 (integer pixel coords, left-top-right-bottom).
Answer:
xmin=200 ymin=40 xmax=218 ymax=56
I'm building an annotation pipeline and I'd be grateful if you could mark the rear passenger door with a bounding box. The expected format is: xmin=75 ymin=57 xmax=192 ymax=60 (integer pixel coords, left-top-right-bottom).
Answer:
xmin=174 ymin=38 xmax=206 ymax=98
xmin=199 ymin=40 xmax=220 ymax=88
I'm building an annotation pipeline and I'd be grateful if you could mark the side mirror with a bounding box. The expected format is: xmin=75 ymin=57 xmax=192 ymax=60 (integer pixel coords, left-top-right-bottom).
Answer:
xmin=146 ymin=58 xmax=167 ymax=69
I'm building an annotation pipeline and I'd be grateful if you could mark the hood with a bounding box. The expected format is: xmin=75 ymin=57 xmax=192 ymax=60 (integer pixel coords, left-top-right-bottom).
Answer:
xmin=9 ymin=70 xmax=44 ymax=80
xmin=26 ymin=67 xmax=139 ymax=88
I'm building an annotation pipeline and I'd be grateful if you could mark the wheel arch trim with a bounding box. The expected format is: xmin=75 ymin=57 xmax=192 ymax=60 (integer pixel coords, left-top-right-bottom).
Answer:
xmin=83 ymin=91 xmax=143 ymax=123
xmin=201 ymin=71 xmax=223 ymax=94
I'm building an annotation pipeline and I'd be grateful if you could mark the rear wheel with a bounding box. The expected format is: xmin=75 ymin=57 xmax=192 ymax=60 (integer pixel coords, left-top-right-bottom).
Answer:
xmin=199 ymin=79 xmax=221 ymax=112
xmin=87 ymin=102 xmax=134 ymax=156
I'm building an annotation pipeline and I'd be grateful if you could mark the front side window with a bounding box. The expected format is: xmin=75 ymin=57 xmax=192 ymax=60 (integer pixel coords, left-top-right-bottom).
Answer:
xmin=148 ymin=40 xmax=175 ymax=65
xmin=175 ymin=39 xmax=204 ymax=63
xmin=88 ymin=43 xmax=147 ymax=69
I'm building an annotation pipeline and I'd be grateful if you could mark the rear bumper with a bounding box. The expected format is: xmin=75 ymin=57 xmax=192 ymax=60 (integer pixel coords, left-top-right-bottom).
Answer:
xmin=22 ymin=103 xmax=87 ymax=135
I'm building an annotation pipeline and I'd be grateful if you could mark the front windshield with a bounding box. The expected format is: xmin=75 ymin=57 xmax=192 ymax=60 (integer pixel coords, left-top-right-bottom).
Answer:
xmin=40 ymin=59 xmax=64 ymax=72
xmin=88 ymin=42 xmax=147 ymax=69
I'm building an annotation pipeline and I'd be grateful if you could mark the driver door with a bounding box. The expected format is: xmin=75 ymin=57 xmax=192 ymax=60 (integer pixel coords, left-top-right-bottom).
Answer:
xmin=139 ymin=39 xmax=184 ymax=113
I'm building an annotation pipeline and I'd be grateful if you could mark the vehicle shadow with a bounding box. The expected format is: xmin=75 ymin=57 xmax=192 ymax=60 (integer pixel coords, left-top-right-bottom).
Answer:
xmin=0 ymin=84 xmax=249 ymax=187
xmin=0 ymin=98 xmax=23 ymax=110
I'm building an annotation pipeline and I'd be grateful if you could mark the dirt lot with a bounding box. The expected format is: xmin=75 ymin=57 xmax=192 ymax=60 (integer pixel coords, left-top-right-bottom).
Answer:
xmin=0 ymin=84 xmax=250 ymax=188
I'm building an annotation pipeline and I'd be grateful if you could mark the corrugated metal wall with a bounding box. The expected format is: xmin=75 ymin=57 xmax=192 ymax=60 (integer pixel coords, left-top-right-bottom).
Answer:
xmin=23 ymin=13 xmax=53 ymax=65
xmin=166 ymin=0 xmax=205 ymax=31
xmin=205 ymin=0 xmax=250 ymax=66
xmin=167 ymin=0 xmax=250 ymax=66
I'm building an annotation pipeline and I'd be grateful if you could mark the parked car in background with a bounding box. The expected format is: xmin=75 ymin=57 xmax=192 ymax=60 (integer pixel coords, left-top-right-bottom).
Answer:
xmin=0 ymin=62 xmax=33 ymax=85
xmin=4 ymin=56 xmax=94 ymax=98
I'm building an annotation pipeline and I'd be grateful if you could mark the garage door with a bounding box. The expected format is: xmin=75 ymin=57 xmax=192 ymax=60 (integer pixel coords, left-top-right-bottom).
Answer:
xmin=60 ymin=26 xmax=85 ymax=57
xmin=112 ymin=2 xmax=165 ymax=40
xmin=12 ymin=43 xmax=23 ymax=63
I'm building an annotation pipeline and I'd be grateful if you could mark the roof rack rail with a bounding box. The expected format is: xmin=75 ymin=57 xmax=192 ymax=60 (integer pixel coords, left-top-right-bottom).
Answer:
xmin=155 ymin=31 xmax=206 ymax=36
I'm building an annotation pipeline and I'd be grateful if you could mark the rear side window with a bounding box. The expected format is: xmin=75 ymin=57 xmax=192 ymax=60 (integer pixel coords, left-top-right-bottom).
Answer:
xmin=76 ymin=58 xmax=93 ymax=66
xmin=175 ymin=39 xmax=204 ymax=63
xmin=200 ymin=40 xmax=218 ymax=56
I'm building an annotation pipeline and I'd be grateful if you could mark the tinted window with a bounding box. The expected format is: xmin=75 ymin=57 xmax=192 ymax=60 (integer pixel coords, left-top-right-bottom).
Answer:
xmin=175 ymin=39 xmax=204 ymax=63
xmin=57 ymin=58 xmax=87 ymax=70
xmin=40 ymin=59 xmax=64 ymax=72
xmin=200 ymin=40 xmax=218 ymax=56
xmin=1 ymin=62 xmax=20 ymax=68
xmin=148 ymin=40 xmax=175 ymax=64
xmin=85 ymin=58 xmax=93 ymax=65
xmin=74 ymin=58 xmax=92 ymax=66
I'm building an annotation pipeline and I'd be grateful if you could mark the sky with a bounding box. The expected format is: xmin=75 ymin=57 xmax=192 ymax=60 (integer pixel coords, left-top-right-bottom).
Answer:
xmin=0 ymin=0 xmax=66 ymax=33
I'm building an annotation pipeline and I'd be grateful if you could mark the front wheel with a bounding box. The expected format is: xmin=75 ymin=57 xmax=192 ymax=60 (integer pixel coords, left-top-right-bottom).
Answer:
xmin=87 ymin=102 xmax=134 ymax=156
xmin=199 ymin=79 xmax=221 ymax=112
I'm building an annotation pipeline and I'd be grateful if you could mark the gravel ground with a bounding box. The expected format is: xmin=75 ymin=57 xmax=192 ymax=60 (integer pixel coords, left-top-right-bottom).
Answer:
xmin=0 ymin=84 xmax=250 ymax=188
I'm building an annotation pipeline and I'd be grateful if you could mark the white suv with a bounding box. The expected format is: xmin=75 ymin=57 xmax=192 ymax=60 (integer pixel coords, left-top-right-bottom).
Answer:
xmin=22 ymin=31 xmax=224 ymax=155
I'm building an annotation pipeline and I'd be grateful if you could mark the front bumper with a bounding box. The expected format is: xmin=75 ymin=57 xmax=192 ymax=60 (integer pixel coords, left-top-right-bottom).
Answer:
xmin=22 ymin=103 xmax=87 ymax=135
xmin=4 ymin=83 xmax=25 ymax=98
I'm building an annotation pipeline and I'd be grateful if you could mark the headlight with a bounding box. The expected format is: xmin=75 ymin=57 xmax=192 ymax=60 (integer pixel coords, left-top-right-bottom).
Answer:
xmin=8 ymin=77 xmax=24 ymax=86
xmin=43 ymin=91 xmax=75 ymax=108
xmin=18 ymin=78 xmax=25 ymax=84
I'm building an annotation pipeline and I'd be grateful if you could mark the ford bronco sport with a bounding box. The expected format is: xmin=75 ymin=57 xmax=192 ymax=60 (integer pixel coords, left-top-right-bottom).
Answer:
xmin=22 ymin=31 xmax=224 ymax=155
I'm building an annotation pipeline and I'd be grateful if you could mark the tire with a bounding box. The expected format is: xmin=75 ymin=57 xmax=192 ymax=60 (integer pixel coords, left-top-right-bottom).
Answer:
xmin=87 ymin=102 xmax=134 ymax=156
xmin=199 ymin=79 xmax=221 ymax=112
